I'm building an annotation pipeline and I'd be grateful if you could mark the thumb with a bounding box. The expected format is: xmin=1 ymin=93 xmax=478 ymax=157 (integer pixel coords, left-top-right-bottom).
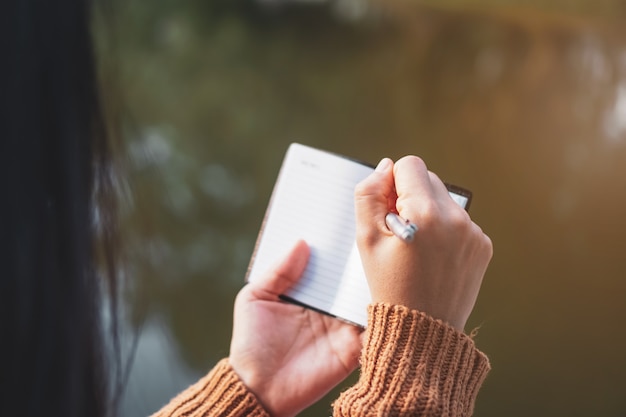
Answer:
xmin=354 ymin=158 xmax=395 ymax=245
xmin=248 ymin=240 xmax=310 ymax=300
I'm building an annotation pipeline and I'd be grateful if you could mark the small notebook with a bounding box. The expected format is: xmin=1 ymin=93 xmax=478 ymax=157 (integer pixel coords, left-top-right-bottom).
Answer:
xmin=245 ymin=143 xmax=471 ymax=327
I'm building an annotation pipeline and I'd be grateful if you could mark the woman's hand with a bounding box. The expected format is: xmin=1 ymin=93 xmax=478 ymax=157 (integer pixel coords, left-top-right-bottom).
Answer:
xmin=229 ymin=240 xmax=363 ymax=417
xmin=354 ymin=156 xmax=493 ymax=332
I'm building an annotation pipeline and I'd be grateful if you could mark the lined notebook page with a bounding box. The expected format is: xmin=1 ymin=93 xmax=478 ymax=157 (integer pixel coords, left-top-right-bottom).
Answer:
xmin=246 ymin=143 xmax=374 ymax=326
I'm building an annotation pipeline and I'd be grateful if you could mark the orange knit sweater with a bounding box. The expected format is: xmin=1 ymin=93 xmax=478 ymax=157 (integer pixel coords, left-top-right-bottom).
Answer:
xmin=152 ymin=303 xmax=490 ymax=417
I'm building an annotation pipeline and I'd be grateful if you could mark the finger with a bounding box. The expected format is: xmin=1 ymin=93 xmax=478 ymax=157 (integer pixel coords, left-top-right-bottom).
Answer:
xmin=426 ymin=171 xmax=465 ymax=212
xmin=354 ymin=158 xmax=395 ymax=245
xmin=250 ymin=240 xmax=310 ymax=300
xmin=393 ymin=155 xmax=437 ymax=219
xmin=427 ymin=171 xmax=452 ymax=201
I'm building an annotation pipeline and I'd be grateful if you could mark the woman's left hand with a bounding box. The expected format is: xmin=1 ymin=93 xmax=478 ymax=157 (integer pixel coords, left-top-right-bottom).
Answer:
xmin=229 ymin=240 xmax=363 ymax=417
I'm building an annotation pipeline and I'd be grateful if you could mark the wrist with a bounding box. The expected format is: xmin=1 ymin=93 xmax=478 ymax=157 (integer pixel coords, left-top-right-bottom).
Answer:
xmin=229 ymin=358 xmax=295 ymax=417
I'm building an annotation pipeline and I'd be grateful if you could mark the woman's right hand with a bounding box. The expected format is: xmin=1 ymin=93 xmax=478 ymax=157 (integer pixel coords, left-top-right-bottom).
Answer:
xmin=354 ymin=156 xmax=493 ymax=332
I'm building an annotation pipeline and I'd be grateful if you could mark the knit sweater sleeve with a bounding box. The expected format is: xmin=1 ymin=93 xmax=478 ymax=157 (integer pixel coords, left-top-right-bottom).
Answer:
xmin=333 ymin=303 xmax=491 ymax=417
xmin=150 ymin=358 xmax=269 ymax=417
xmin=152 ymin=303 xmax=489 ymax=417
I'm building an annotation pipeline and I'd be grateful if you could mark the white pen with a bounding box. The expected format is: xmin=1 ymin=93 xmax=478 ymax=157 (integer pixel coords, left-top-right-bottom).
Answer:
xmin=385 ymin=212 xmax=418 ymax=243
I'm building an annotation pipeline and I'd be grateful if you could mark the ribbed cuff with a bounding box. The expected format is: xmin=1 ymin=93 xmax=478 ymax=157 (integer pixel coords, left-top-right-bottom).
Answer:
xmin=151 ymin=358 xmax=270 ymax=417
xmin=333 ymin=303 xmax=490 ymax=417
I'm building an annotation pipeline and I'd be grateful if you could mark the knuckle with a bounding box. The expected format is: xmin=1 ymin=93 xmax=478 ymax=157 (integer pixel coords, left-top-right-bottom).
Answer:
xmin=467 ymin=222 xmax=493 ymax=260
xmin=354 ymin=178 xmax=376 ymax=199
xmin=415 ymin=199 xmax=442 ymax=228
xmin=482 ymin=233 xmax=494 ymax=259
xmin=428 ymin=171 xmax=443 ymax=185
xmin=355 ymin=227 xmax=379 ymax=250
xmin=395 ymin=155 xmax=427 ymax=173
xmin=448 ymin=207 xmax=471 ymax=230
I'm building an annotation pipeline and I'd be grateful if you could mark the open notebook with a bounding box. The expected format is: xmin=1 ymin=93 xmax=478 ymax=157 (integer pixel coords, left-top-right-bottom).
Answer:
xmin=245 ymin=143 xmax=471 ymax=327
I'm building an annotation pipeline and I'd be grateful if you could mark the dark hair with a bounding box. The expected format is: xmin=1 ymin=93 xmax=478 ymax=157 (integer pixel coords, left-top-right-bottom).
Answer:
xmin=0 ymin=0 xmax=117 ymax=415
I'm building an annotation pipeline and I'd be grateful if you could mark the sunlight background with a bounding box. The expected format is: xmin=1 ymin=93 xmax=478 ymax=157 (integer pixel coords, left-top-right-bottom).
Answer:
xmin=99 ymin=1 xmax=626 ymax=415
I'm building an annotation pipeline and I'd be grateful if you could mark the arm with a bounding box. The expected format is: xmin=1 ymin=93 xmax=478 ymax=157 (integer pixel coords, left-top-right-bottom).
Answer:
xmin=154 ymin=285 xmax=490 ymax=417
xmin=152 ymin=241 xmax=363 ymax=417
xmin=334 ymin=156 xmax=492 ymax=416
xmin=150 ymin=359 xmax=269 ymax=417
xmin=333 ymin=304 xmax=490 ymax=417
xmin=153 ymin=156 xmax=492 ymax=417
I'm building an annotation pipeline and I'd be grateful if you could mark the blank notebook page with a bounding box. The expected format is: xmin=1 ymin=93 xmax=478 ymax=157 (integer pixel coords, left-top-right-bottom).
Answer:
xmin=246 ymin=143 xmax=373 ymax=326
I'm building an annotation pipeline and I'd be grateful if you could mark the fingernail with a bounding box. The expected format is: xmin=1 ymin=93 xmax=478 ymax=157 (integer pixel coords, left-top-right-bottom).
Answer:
xmin=375 ymin=158 xmax=391 ymax=172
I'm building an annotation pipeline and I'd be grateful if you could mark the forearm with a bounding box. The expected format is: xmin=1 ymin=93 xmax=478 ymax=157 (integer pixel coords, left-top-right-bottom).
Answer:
xmin=333 ymin=303 xmax=490 ymax=417
xmin=151 ymin=359 xmax=269 ymax=417
xmin=153 ymin=303 xmax=489 ymax=417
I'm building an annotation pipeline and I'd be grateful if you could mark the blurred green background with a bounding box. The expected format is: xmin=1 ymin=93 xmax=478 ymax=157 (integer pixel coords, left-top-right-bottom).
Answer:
xmin=103 ymin=0 xmax=626 ymax=415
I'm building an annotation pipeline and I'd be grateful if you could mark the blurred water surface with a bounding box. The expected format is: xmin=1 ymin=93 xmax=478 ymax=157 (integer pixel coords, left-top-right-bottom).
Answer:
xmin=105 ymin=1 xmax=626 ymax=416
